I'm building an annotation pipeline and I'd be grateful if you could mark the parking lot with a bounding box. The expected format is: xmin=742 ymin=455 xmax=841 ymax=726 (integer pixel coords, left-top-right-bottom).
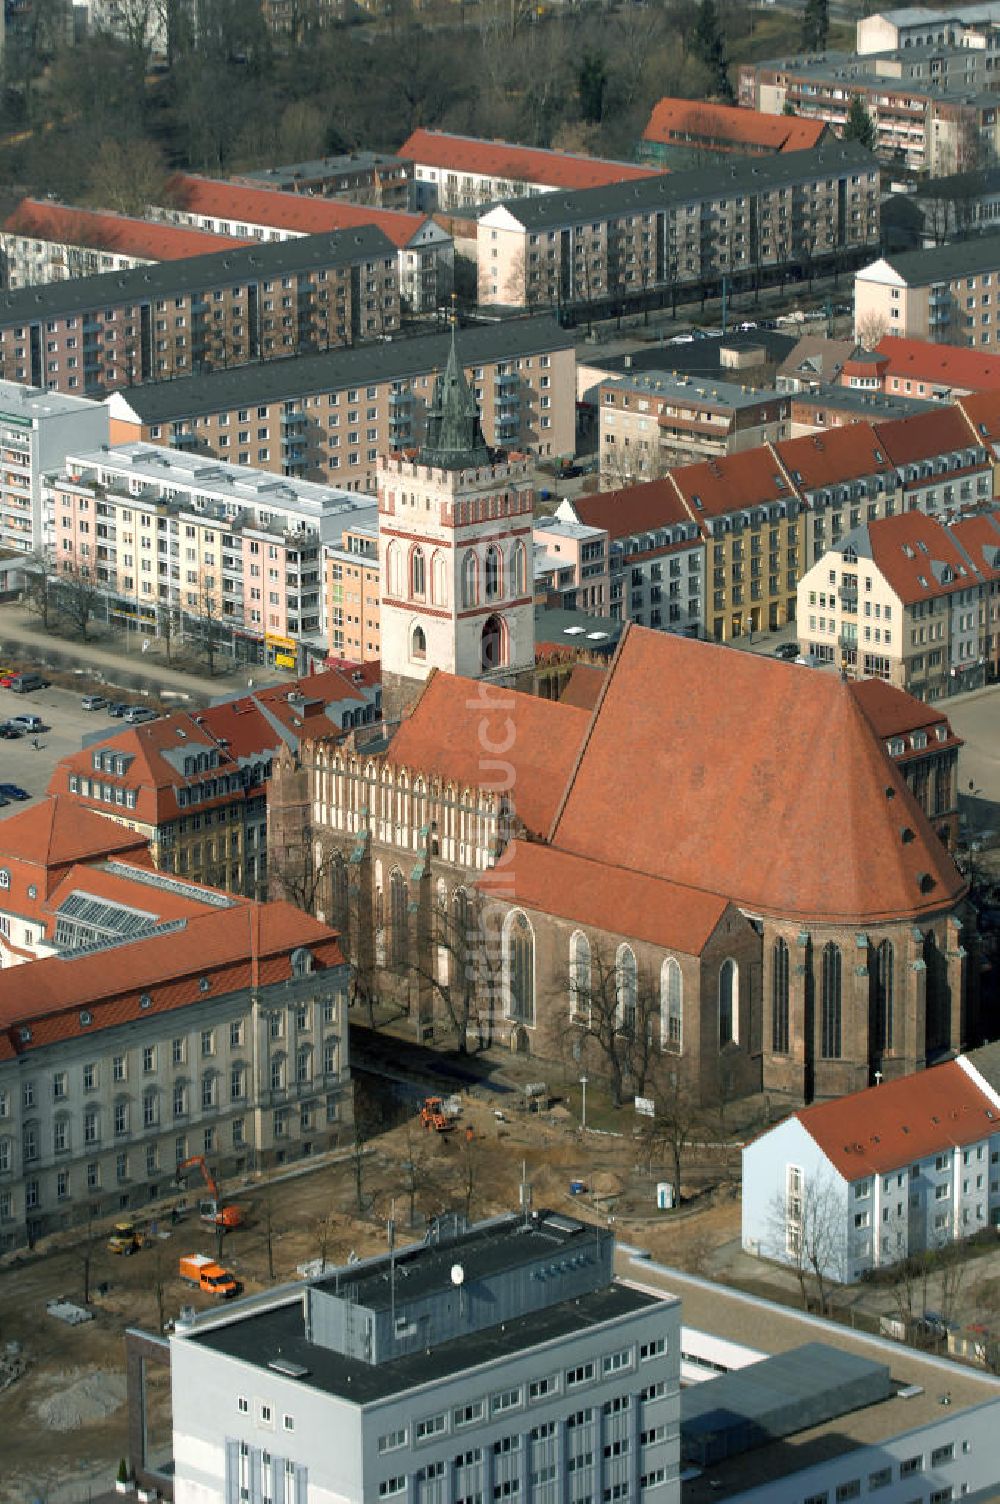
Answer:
xmin=0 ymin=682 xmax=126 ymax=817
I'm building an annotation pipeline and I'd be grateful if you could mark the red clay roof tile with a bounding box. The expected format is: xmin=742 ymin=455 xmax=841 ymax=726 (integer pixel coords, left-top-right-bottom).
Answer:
xmin=163 ymin=174 xmax=434 ymax=249
xmin=550 ymin=626 xmax=965 ymax=923
xmin=878 ymin=336 xmax=1000 ymax=393
xmin=558 ymin=664 xmax=607 ymax=712
xmin=642 ymin=99 xmax=827 ymax=153
xmin=875 ymin=405 xmax=984 ymax=469
xmin=3 ymin=199 xmax=250 ymax=260
xmin=0 ymin=795 xmax=148 ymax=873
xmin=865 ymin=509 xmax=1000 ymax=606
xmin=397 ymin=129 xmax=663 ymax=192
xmin=794 ymin=1060 xmax=998 ymax=1179
xmin=569 ymin=479 xmax=691 ymax=537
xmin=774 ymin=423 xmax=891 ymax=490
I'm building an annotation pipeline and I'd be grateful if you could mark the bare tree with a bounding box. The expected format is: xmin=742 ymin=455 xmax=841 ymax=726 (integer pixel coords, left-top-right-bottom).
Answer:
xmin=56 ymin=561 xmax=101 ymax=642
xmin=561 ymin=941 xmax=658 ymax=1108
xmin=637 ymin=1056 xmax=703 ymax=1207
xmin=855 ymin=310 xmax=889 ymax=351
xmin=408 ymin=889 xmax=497 ymax=1054
xmin=766 ymin=1166 xmax=845 ymax=1315
xmin=23 ymin=552 xmax=56 ymax=629
xmin=88 ymin=137 xmax=169 ymax=219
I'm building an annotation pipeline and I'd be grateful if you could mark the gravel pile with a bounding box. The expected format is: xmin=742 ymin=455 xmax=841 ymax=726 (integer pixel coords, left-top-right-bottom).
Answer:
xmin=35 ymin=1369 xmax=127 ymax=1430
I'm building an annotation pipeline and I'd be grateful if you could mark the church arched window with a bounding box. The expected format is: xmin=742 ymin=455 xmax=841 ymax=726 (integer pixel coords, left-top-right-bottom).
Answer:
xmin=504 ymin=910 xmax=534 ymax=1026
xmin=661 ymin=957 xmax=682 ymax=1052
xmin=511 ymin=540 xmax=527 ymax=596
xmin=772 ymin=938 xmax=789 ymax=1055
xmin=431 ymin=549 xmax=448 ymax=607
xmin=411 ymin=623 xmax=426 ymax=661
xmin=569 ymin=930 xmax=591 ymax=1021
xmin=386 ymin=540 xmax=401 ymax=597
xmin=719 ymin=958 xmax=738 ymax=1047
xmin=411 ymin=547 xmax=426 ymax=600
xmin=484 ymin=545 xmax=501 ymax=602
xmin=462 ymin=550 xmax=478 ymax=608
xmin=821 ymin=943 xmax=842 ymax=1060
xmin=616 ymin=944 xmax=637 ymax=1036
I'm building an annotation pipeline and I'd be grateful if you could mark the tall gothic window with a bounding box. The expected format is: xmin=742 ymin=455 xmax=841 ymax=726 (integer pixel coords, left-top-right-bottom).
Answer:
xmin=511 ymin=540 xmax=527 ymax=596
xmin=411 ymin=624 xmax=426 ymax=661
xmin=661 ymin=957 xmax=682 ymax=1053
xmin=505 ymin=911 xmax=534 ymax=1026
xmin=411 ymin=547 xmax=426 ymax=599
xmin=719 ymin=959 xmax=737 ymax=1047
xmin=431 ymin=550 xmax=448 ymax=606
xmin=330 ymin=853 xmax=348 ymax=934
xmin=616 ymin=944 xmax=638 ymax=1036
xmin=772 ymin=938 xmax=790 ymax=1055
xmin=875 ymin=939 xmax=894 ymax=1053
xmin=485 ymin=545 xmax=501 ymax=602
xmin=388 ymin=868 xmax=408 ymax=970
xmin=821 ymin=942 xmax=842 ymax=1060
xmin=570 ymin=930 xmax=591 ymax=1020
xmin=462 ymin=550 xmax=478 ymax=608
xmin=386 ymin=540 xmax=402 ymax=597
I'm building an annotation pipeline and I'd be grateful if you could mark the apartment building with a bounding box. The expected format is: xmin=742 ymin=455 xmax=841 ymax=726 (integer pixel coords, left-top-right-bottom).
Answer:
xmin=105 ymin=316 xmax=577 ymax=492
xmin=0 ymin=226 xmax=400 ymax=397
xmin=738 ymin=47 xmax=1000 ymax=173
xmin=556 ymin=484 xmax=703 ymax=634
xmin=639 ymin=97 xmax=828 ymax=168
xmin=856 ymin=234 xmax=1000 ymax=348
xmin=788 ymin=385 xmax=937 ymax=437
xmin=50 ymin=668 xmax=381 ymax=895
xmin=916 ymin=163 xmax=1000 ymax=244
xmin=151 ymin=1214 xmax=680 ymax=1504
xmin=857 ymin=4 xmax=1000 ymax=53
xmin=0 ymin=857 xmax=350 ymax=1249
xmin=398 ymin=127 xmax=661 ymax=212
xmin=532 ymin=515 xmax=610 ymax=614
xmin=149 ymin=174 xmax=453 ymax=315
xmin=773 ymin=421 xmax=900 ymax=569
xmin=599 ymin=370 xmax=790 ymax=483
xmin=743 ymin=1060 xmax=1000 ymax=1282
xmin=479 ymin=142 xmax=881 ymax=311
xmin=797 ymin=505 xmax=1000 ymax=695
xmin=0 ymin=378 xmax=108 ymax=554
xmin=323 ymin=506 xmax=380 ymax=662
xmin=876 ymin=333 xmax=1000 ymax=397
xmin=0 ymin=199 xmax=250 ymax=291
xmin=44 ymin=443 xmax=375 ymax=661
xmin=234 ymin=150 xmax=414 ymax=209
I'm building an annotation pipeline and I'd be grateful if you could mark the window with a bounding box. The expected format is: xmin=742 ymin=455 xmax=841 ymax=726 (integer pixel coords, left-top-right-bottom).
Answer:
xmin=616 ymin=944 xmax=637 ymax=1036
xmin=462 ymin=550 xmax=478 ymax=607
xmin=114 ymin=1101 xmax=129 ymax=1136
xmin=378 ymin=1483 xmax=405 ymax=1501
xmin=661 ymin=957 xmax=682 ymax=1051
xmin=142 ymin=1045 xmax=156 ymax=1074
xmin=201 ymin=1029 xmax=215 ymax=1057
xmin=899 ymin=1455 xmax=922 ymax=1477
xmin=719 ymin=958 xmax=737 ymax=1046
xmin=875 ymin=939 xmax=894 ymax=1053
xmin=455 ymin=1401 xmax=484 ymax=1428
xmin=603 ymin=1348 xmax=632 ymax=1374
xmin=485 ymin=545 xmax=501 ymax=602
xmin=415 ymin=1412 xmax=447 ymax=1440
xmin=529 ymin=1375 xmax=558 ymax=1399
xmin=931 ymin=1444 xmax=954 ymax=1466
xmin=772 ymin=937 xmax=789 ymax=1054
xmin=378 ymin=1429 xmax=407 ymax=1454
xmin=640 ymin=1337 xmax=666 ymax=1360
xmin=230 ymin=1020 xmax=244 ymax=1049
xmin=410 ymin=623 xmax=426 ymax=662
xmin=282 ymin=1415 xmax=294 ymax=1433
xmin=570 ymin=931 xmax=591 ymax=1020
xmin=821 ymin=943 xmax=842 ymax=1059
xmin=113 ymin=1054 xmax=126 ymax=1083
xmin=52 ymin=1071 xmax=67 ymax=1100
xmin=868 ymin=1467 xmax=891 ymax=1490
xmin=491 ymin=1387 xmax=521 ymax=1414
xmin=411 ymin=546 xmax=426 ymax=598
xmin=505 ymin=911 xmax=534 ymax=1026
xmin=238 ymin=1396 xmax=249 ymax=1415
xmin=566 ymin=1362 xmax=595 ymax=1388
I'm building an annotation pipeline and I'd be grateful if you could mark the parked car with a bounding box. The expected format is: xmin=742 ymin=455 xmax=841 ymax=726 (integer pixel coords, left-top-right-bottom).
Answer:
xmin=773 ymin=642 xmax=800 ymax=661
xmin=107 ymin=701 xmax=131 ymax=717
xmin=0 ymin=784 xmax=30 ymax=801
xmin=124 ymin=706 xmax=159 ymax=724
xmin=81 ymin=694 xmax=107 ymax=712
xmin=10 ymin=714 xmax=45 ymax=732
xmin=8 ymin=672 xmax=48 ymax=693
xmin=0 ymin=722 xmax=22 ymax=739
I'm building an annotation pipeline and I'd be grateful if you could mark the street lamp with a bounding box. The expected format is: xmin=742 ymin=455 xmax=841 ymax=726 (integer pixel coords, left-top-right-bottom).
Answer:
xmin=579 ymin=1075 xmax=588 ymax=1132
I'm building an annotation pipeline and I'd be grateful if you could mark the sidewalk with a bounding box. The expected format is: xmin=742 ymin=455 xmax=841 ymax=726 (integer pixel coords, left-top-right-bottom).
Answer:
xmin=0 ymin=603 xmax=285 ymax=707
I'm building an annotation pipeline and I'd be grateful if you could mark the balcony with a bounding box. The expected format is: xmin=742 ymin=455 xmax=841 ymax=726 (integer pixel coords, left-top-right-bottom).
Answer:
xmin=281 ymin=411 xmax=307 ymax=431
xmin=494 ymin=372 xmax=519 ymax=393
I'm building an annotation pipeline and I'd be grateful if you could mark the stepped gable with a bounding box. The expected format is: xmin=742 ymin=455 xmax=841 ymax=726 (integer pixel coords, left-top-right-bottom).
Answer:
xmin=549 ymin=626 xmax=965 ymax=924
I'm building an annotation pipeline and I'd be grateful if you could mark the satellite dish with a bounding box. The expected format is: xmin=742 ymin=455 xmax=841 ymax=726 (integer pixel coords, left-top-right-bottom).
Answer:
xmin=450 ymin=1262 xmax=465 ymax=1287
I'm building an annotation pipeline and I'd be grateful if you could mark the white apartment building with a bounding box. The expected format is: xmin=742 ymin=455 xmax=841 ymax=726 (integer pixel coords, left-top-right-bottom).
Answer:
xmin=0 ymin=380 xmax=107 ymax=554
xmin=797 ymin=505 xmax=1000 ymax=698
xmin=44 ymin=444 xmax=376 ymax=665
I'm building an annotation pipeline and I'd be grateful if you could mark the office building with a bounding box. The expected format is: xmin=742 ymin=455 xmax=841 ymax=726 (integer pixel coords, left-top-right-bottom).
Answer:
xmin=0 ymin=377 xmax=108 ymax=553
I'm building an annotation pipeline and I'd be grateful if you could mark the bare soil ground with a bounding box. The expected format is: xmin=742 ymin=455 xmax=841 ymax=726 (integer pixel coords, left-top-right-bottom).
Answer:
xmin=0 ymin=1094 xmax=736 ymax=1502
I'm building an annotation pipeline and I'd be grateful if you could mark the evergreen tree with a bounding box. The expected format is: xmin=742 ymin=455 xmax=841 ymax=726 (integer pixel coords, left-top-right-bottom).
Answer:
xmin=843 ymin=95 xmax=877 ymax=152
xmin=578 ymin=51 xmax=608 ymax=125
xmin=802 ymin=0 xmax=830 ymax=51
xmin=692 ymin=0 xmax=734 ymax=105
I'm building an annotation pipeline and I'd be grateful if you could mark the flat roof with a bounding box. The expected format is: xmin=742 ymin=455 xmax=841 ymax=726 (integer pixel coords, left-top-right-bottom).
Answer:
xmin=617 ymin=1251 xmax=1000 ymax=1504
xmin=186 ymin=1279 xmax=659 ymax=1406
xmin=580 ymin=331 xmax=797 ymax=382
xmin=0 ymin=226 xmax=396 ymax=324
xmin=240 ymin=151 xmax=408 ymax=183
xmin=792 ymin=385 xmax=939 ymax=419
xmin=0 ymin=378 xmax=102 ymax=418
xmin=603 ymin=370 xmax=784 ymax=410
xmin=111 ymin=316 xmax=572 ymax=422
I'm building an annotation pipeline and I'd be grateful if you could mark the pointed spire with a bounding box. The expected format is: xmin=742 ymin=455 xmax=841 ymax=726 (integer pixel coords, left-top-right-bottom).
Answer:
xmin=419 ymin=321 xmax=491 ymax=470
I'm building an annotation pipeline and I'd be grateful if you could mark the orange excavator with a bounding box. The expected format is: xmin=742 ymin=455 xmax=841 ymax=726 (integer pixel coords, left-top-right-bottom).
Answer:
xmin=419 ymin=1096 xmax=455 ymax=1133
xmin=174 ymin=1155 xmax=245 ymax=1230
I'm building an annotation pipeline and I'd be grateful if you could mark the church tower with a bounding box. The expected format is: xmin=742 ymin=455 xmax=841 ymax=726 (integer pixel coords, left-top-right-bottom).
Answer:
xmin=378 ymin=327 xmax=536 ymax=724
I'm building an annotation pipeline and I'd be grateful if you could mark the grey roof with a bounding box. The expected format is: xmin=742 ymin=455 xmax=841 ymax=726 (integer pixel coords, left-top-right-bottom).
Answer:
xmin=916 ymin=165 xmax=1000 ymax=199
xmin=792 ymin=384 xmax=939 ymax=419
xmin=962 ymin=1041 xmax=1000 ymax=1093
xmin=681 ymin=1342 xmax=892 ymax=1467
xmin=489 ymin=142 xmax=879 ymax=232
xmin=240 ymin=151 xmax=408 ymax=185
xmin=534 ymin=603 xmax=622 ymax=652
xmin=0 ymin=226 xmax=396 ymax=324
xmin=188 ymin=1279 xmax=657 ymax=1406
xmin=603 ymin=369 xmax=785 ymax=411
xmin=583 ymin=331 xmax=796 ymax=383
xmin=880 ymin=232 xmax=1000 ymax=285
xmin=115 ymin=315 xmax=572 ymax=422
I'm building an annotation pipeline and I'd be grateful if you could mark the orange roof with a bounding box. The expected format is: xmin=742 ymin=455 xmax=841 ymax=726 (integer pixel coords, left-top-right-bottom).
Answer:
xmin=957 ymin=387 xmax=1000 ymax=452
xmin=0 ymin=900 xmax=343 ymax=1054
xmin=42 ymin=858 xmax=244 ymax=926
xmin=397 ymin=129 xmax=663 ymax=192
xmin=849 ymin=678 xmax=958 ymax=747
xmin=794 ymin=1061 xmax=999 ymax=1179
xmin=570 ymin=479 xmax=691 ymax=538
xmin=558 ymin=663 xmax=607 ymax=711
xmin=875 ymin=405 xmax=986 ymax=470
xmin=865 ymin=509 xmax=1000 ymax=606
xmin=488 ymin=840 xmax=729 ymax=955
xmin=550 ymin=627 xmax=965 ymax=924
xmin=163 ymin=174 xmax=433 ymax=249
xmin=774 ymin=423 xmax=892 ymax=491
xmin=3 ymin=198 xmax=250 ymax=261
xmin=877 ymin=335 xmax=1000 ymax=393
xmin=385 ymin=672 xmax=591 ymax=839
xmin=949 ymin=508 xmax=1000 ymax=575
xmin=0 ymin=795 xmax=148 ymax=873
xmin=668 ymin=447 xmax=793 ymax=519
xmin=642 ymin=98 xmax=827 ymax=154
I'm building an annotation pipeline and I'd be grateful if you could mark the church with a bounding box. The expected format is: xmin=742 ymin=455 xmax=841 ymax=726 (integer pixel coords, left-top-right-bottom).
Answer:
xmin=268 ymin=330 xmax=977 ymax=1107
